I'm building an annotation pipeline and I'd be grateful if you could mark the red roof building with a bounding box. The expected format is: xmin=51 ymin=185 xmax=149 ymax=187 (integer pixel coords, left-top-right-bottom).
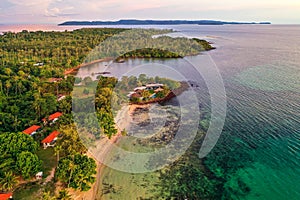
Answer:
xmin=43 ymin=112 xmax=63 ymax=123
xmin=0 ymin=193 xmax=12 ymax=200
xmin=41 ymin=131 xmax=60 ymax=148
xmin=22 ymin=125 xmax=41 ymax=135
xmin=48 ymin=112 xmax=62 ymax=121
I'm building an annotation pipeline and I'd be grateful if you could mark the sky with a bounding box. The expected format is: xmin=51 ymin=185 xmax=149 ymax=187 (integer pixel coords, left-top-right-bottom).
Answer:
xmin=0 ymin=0 xmax=300 ymax=24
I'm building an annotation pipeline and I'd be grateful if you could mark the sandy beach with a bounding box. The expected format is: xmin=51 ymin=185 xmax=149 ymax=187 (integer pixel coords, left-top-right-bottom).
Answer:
xmin=75 ymin=103 xmax=151 ymax=199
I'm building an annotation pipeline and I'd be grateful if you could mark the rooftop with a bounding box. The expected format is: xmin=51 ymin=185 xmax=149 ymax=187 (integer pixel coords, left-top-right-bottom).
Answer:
xmin=23 ymin=125 xmax=41 ymax=135
xmin=43 ymin=112 xmax=63 ymax=121
xmin=41 ymin=131 xmax=60 ymax=144
xmin=0 ymin=193 xmax=12 ymax=200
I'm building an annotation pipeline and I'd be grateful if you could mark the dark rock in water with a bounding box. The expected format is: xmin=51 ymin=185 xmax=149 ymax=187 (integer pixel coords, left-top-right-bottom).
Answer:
xmin=188 ymin=80 xmax=200 ymax=87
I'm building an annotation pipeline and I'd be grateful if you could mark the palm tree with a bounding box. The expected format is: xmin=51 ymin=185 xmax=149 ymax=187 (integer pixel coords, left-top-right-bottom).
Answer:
xmin=0 ymin=154 xmax=14 ymax=173
xmin=42 ymin=191 xmax=56 ymax=200
xmin=68 ymin=155 xmax=75 ymax=188
xmin=12 ymin=115 xmax=21 ymax=132
xmin=0 ymin=171 xmax=18 ymax=192
xmin=5 ymin=80 xmax=11 ymax=96
xmin=54 ymin=145 xmax=62 ymax=163
xmin=0 ymin=81 xmax=3 ymax=94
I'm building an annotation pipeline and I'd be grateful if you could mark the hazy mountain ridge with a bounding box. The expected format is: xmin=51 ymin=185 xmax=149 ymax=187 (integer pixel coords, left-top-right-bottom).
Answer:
xmin=59 ymin=19 xmax=271 ymax=26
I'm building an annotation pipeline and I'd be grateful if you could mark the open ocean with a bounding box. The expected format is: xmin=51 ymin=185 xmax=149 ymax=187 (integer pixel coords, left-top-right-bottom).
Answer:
xmin=1 ymin=24 xmax=299 ymax=199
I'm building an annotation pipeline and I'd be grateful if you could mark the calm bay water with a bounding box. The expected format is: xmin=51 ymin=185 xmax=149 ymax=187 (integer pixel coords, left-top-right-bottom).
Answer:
xmin=2 ymin=24 xmax=299 ymax=199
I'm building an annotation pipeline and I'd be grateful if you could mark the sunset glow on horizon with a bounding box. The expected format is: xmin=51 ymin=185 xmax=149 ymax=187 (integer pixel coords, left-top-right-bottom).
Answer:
xmin=0 ymin=0 xmax=300 ymax=24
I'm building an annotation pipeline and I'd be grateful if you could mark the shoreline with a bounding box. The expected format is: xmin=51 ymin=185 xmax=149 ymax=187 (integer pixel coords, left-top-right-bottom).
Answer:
xmin=64 ymin=57 xmax=113 ymax=75
xmin=89 ymin=103 xmax=152 ymax=199
xmin=88 ymin=83 xmax=189 ymax=198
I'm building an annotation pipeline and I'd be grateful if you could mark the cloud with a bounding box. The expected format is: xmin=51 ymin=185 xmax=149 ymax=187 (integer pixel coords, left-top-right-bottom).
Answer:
xmin=7 ymin=0 xmax=51 ymax=6
xmin=45 ymin=6 xmax=76 ymax=17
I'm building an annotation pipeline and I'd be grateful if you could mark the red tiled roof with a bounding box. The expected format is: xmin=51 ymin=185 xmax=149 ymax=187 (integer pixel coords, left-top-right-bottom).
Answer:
xmin=49 ymin=112 xmax=62 ymax=121
xmin=43 ymin=112 xmax=63 ymax=122
xmin=41 ymin=131 xmax=60 ymax=144
xmin=0 ymin=193 xmax=12 ymax=200
xmin=23 ymin=125 xmax=41 ymax=135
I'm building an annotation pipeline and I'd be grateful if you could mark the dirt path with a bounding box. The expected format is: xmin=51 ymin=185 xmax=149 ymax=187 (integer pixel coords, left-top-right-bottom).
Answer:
xmin=44 ymin=167 xmax=56 ymax=183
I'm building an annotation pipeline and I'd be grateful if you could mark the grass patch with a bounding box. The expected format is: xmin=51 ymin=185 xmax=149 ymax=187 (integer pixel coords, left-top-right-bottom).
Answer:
xmin=13 ymin=182 xmax=42 ymax=200
xmin=36 ymin=148 xmax=57 ymax=178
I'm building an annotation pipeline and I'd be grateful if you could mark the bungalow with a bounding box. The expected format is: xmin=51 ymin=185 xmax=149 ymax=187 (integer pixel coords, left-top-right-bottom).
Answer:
xmin=41 ymin=131 xmax=60 ymax=149
xmin=36 ymin=171 xmax=43 ymax=180
xmin=22 ymin=125 xmax=41 ymax=136
xmin=43 ymin=112 xmax=63 ymax=124
xmin=0 ymin=193 xmax=13 ymax=200
xmin=128 ymin=83 xmax=165 ymax=99
xmin=134 ymin=86 xmax=147 ymax=92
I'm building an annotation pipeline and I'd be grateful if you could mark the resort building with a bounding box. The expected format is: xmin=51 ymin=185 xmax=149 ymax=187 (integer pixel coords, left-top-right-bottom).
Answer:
xmin=43 ymin=112 xmax=63 ymax=124
xmin=22 ymin=125 xmax=41 ymax=136
xmin=36 ymin=171 xmax=43 ymax=180
xmin=128 ymin=83 xmax=165 ymax=100
xmin=145 ymin=83 xmax=164 ymax=90
xmin=41 ymin=130 xmax=60 ymax=149
xmin=0 ymin=193 xmax=13 ymax=200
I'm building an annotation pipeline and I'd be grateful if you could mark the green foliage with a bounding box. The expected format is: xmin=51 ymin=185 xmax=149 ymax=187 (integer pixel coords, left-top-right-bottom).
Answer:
xmin=0 ymin=171 xmax=18 ymax=192
xmin=42 ymin=191 xmax=56 ymax=200
xmin=87 ymin=29 xmax=214 ymax=61
xmin=0 ymin=28 xmax=126 ymax=70
xmin=0 ymin=132 xmax=42 ymax=181
xmin=56 ymin=125 xmax=87 ymax=157
xmin=57 ymin=189 xmax=72 ymax=200
xmin=0 ymin=132 xmax=38 ymax=157
xmin=95 ymin=76 xmax=119 ymax=138
xmin=16 ymin=151 xmax=42 ymax=180
xmin=120 ymin=48 xmax=182 ymax=59
xmin=0 ymin=28 xmax=126 ymax=133
xmin=192 ymin=38 xmax=215 ymax=51
xmin=58 ymin=96 xmax=72 ymax=114
xmin=55 ymin=154 xmax=96 ymax=191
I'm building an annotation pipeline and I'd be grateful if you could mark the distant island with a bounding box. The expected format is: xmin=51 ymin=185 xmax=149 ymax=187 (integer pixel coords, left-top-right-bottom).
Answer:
xmin=59 ymin=19 xmax=271 ymax=26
